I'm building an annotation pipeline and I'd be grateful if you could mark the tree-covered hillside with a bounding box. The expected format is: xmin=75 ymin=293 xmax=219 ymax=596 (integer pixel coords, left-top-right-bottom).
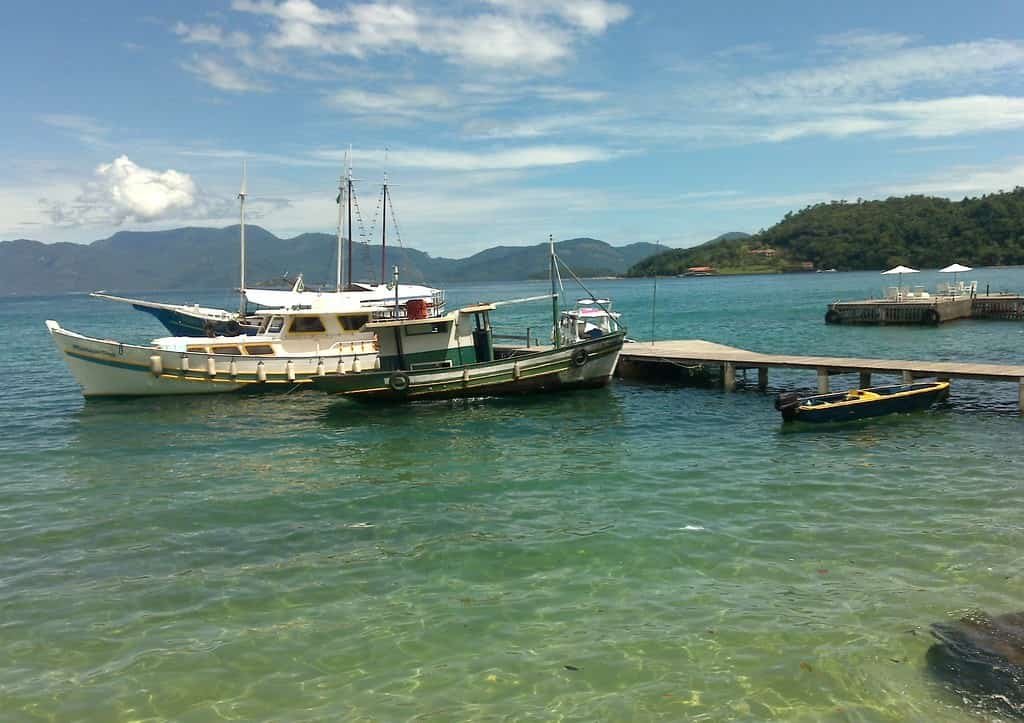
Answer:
xmin=629 ymin=188 xmax=1024 ymax=276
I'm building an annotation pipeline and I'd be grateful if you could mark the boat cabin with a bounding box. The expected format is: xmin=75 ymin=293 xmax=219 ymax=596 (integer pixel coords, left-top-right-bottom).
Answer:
xmin=558 ymin=298 xmax=621 ymax=344
xmin=366 ymin=303 xmax=495 ymax=371
xmin=157 ymin=304 xmax=379 ymax=357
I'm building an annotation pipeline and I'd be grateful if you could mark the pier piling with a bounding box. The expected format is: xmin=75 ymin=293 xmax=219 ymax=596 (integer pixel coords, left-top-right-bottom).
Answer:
xmin=723 ymin=362 xmax=736 ymax=392
xmin=757 ymin=367 xmax=768 ymax=391
xmin=859 ymin=371 xmax=871 ymax=387
xmin=817 ymin=368 xmax=830 ymax=394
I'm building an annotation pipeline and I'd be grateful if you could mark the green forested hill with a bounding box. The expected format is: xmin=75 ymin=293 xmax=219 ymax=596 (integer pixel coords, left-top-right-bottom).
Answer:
xmin=629 ymin=188 xmax=1024 ymax=275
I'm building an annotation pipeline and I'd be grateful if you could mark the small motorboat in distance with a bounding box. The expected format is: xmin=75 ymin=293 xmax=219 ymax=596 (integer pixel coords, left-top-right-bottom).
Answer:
xmin=775 ymin=381 xmax=950 ymax=423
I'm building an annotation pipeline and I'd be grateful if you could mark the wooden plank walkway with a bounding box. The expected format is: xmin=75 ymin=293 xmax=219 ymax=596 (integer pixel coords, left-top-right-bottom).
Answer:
xmin=618 ymin=340 xmax=1024 ymax=406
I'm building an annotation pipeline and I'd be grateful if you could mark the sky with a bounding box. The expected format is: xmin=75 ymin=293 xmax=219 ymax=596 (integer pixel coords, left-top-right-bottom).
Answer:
xmin=4 ymin=0 xmax=1024 ymax=255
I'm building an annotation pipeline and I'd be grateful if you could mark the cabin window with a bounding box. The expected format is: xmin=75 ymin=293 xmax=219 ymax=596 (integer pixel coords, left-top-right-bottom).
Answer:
xmin=289 ymin=316 xmax=326 ymax=333
xmin=244 ymin=344 xmax=275 ymax=356
xmin=338 ymin=314 xmax=370 ymax=331
xmin=405 ymin=321 xmax=449 ymax=336
xmin=266 ymin=316 xmax=284 ymax=333
xmin=211 ymin=345 xmax=242 ymax=355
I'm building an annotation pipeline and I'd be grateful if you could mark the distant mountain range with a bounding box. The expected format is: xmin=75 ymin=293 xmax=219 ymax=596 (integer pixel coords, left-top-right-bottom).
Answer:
xmin=0 ymin=226 xmax=663 ymax=295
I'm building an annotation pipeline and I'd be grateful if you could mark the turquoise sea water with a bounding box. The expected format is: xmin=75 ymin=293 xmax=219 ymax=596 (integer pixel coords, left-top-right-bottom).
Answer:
xmin=3 ymin=270 xmax=1024 ymax=721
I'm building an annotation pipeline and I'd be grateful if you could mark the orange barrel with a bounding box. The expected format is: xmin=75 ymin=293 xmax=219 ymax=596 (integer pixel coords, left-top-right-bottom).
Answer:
xmin=406 ymin=299 xmax=428 ymax=319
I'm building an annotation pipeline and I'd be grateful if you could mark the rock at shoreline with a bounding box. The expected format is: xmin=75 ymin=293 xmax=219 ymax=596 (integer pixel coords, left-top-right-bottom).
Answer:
xmin=926 ymin=609 xmax=1024 ymax=719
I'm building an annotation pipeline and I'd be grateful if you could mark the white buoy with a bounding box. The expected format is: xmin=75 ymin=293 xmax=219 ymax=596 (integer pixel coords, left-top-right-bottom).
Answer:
xmin=149 ymin=355 xmax=163 ymax=376
xmin=206 ymin=357 xmax=217 ymax=377
xmin=373 ymin=356 xmax=381 ymax=370
xmin=286 ymin=360 xmax=296 ymax=381
xmin=336 ymin=358 xmax=346 ymax=375
xmin=229 ymin=358 xmax=238 ymax=377
xmin=180 ymin=355 xmax=190 ymax=373
xmin=462 ymin=368 xmax=470 ymax=385
xmin=352 ymin=356 xmax=362 ymax=373
xmin=316 ymin=359 xmax=325 ymax=376
xmin=513 ymin=361 xmax=521 ymax=380
xmin=257 ymin=361 xmax=266 ymax=382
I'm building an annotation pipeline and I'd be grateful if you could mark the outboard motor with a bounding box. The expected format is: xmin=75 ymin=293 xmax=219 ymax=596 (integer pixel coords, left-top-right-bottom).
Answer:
xmin=774 ymin=392 xmax=801 ymax=421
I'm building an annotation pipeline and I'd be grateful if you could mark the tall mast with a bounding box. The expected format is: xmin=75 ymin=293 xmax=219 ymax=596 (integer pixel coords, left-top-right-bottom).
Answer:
xmin=550 ymin=234 xmax=560 ymax=347
xmin=381 ymin=171 xmax=388 ymax=284
xmin=346 ymin=144 xmax=354 ymax=289
xmin=342 ymin=168 xmax=350 ymax=292
xmin=238 ymin=161 xmax=247 ymax=316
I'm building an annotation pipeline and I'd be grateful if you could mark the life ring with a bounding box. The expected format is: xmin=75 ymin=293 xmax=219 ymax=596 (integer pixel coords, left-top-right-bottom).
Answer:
xmin=824 ymin=309 xmax=841 ymax=324
xmin=203 ymin=321 xmax=217 ymax=337
xmin=224 ymin=320 xmax=242 ymax=336
xmin=923 ymin=308 xmax=940 ymax=326
xmin=570 ymin=347 xmax=588 ymax=367
xmin=388 ymin=371 xmax=411 ymax=392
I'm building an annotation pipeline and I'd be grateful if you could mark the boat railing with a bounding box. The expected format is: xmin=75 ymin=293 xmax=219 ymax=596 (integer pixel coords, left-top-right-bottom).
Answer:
xmin=493 ymin=328 xmax=538 ymax=348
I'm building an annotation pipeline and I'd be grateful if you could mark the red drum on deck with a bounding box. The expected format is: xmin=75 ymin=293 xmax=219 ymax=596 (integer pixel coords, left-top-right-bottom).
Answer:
xmin=406 ymin=299 xmax=429 ymax=319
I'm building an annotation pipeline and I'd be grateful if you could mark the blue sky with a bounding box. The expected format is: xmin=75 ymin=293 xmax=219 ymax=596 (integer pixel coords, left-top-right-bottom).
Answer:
xmin=4 ymin=0 xmax=1024 ymax=255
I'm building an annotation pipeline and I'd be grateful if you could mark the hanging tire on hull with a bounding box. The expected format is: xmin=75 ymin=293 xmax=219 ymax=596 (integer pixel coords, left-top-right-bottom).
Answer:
xmin=824 ymin=309 xmax=841 ymax=324
xmin=203 ymin=321 xmax=217 ymax=337
xmin=224 ymin=320 xmax=242 ymax=336
xmin=570 ymin=347 xmax=588 ymax=367
xmin=388 ymin=371 xmax=411 ymax=392
xmin=923 ymin=308 xmax=940 ymax=326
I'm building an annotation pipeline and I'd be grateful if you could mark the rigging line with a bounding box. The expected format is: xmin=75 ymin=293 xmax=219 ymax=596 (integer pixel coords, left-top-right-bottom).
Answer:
xmin=386 ymin=188 xmax=405 ymax=249
xmin=555 ymin=256 xmax=616 ymax=324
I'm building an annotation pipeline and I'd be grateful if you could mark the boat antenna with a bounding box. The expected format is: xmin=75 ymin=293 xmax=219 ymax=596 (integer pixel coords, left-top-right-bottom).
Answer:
xmin=550 ymin=234 xmax=560 ymax=346
xmin=238 ymin=160 xmax=247 ymax=316
xmin=346 ymin=144 xmax=354 ymax=289
xmin=335 ymin=162 xmax=345 ymax=292
xmin=381 ymin=148 xmax=388 ymax=284
xmin=650 ymin=238 xmax=660 ymax=345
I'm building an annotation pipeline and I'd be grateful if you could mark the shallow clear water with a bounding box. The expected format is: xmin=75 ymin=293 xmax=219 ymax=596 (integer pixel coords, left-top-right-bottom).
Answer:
xmin=3 ymin=270 xmax=1024 ymax=721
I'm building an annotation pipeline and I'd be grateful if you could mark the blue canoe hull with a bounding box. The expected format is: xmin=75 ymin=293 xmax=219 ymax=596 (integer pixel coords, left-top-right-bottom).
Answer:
xmin=780 ymin=382 xmax=950 ymax=423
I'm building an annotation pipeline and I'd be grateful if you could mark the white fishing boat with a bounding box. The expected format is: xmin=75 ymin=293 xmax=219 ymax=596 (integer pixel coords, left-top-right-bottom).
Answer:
xmin=91 ymin=159 xmax=445 ymax=337
xmin=45 ymin=295 xmax=425 ymax=397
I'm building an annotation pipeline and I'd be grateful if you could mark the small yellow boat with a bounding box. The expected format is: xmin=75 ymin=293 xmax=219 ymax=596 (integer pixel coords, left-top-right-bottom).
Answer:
xmin=775 ymin=381 xmax=950 ymax=423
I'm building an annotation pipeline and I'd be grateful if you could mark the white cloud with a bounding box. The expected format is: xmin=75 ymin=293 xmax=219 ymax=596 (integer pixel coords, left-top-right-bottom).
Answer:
xmin=38 ymin=114 xmax=109 ymax=146
xmin=314 ymin=144 xmax=619 ymax=171
xmin=817 ymin=30 xmax=913 ymax=54
xmin=227 ymin=0 xmax=628 ymax=71
xmin=880 ymin=158 xmax=1024 ymax=197
xmin=181 ymin=56 xmax=268 ymax=92
xmin=325 ymin=85 xmax=453 ymax=118
xmin=745 ymin=39 xmax=1024 ymax=102
xmin=174 ymin=22 xmax=251 ymax=48
xmin=43 ymin=156 xmax=202 ymax=227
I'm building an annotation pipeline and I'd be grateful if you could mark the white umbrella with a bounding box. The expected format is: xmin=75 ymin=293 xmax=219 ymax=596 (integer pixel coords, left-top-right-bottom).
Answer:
xmin=881 ymin=265 xmax=919 ymax=300
xmin=939 ymin=263 xmax=972 ymax=292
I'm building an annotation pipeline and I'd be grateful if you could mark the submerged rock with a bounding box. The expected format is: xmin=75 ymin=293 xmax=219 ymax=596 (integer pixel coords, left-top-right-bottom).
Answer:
xmin=926 ymin=610 xmax=1024 ymax=719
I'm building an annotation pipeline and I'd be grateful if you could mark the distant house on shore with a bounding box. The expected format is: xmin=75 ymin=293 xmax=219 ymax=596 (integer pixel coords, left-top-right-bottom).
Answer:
xmin=684 ymin=266 xmax=716 ymax=277
xmin=748 ymin=247 xmax=777 ymax=258
xmin=800 ymin=261 xmax=815 ymax=271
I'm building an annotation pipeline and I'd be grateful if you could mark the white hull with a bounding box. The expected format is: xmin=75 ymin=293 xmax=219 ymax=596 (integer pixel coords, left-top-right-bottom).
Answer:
xmin=46 ymin=321 xmax=379 ymax=398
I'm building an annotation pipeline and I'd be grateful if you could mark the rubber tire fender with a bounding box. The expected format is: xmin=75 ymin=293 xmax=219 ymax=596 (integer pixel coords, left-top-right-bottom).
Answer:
xmin=824 ymin=309 xmax=841 ymax=325
xmin=923 ymin=308 xmax=940 ymax=326
xmin=570 ymin=347 xmax=588 ymax=367
xmin=203 ymin=321 xmax=217 ymax=337
xmin=388 ymin=371 xmax=411 ymax=392
xmin=224 ymin=320 xmax=242 ymax=336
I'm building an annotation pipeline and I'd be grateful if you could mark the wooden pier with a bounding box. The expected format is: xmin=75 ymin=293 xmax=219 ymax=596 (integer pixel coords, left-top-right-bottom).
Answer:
xmin=616 ymin=340 xmax=1024 ymax=409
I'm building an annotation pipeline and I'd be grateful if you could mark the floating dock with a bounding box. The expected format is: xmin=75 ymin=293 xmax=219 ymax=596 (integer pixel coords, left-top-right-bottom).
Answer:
xmin=826 ymin=293 xmax=1024 ymax=325
xmin=616 ymin=340 xmax=1024 ymax=410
